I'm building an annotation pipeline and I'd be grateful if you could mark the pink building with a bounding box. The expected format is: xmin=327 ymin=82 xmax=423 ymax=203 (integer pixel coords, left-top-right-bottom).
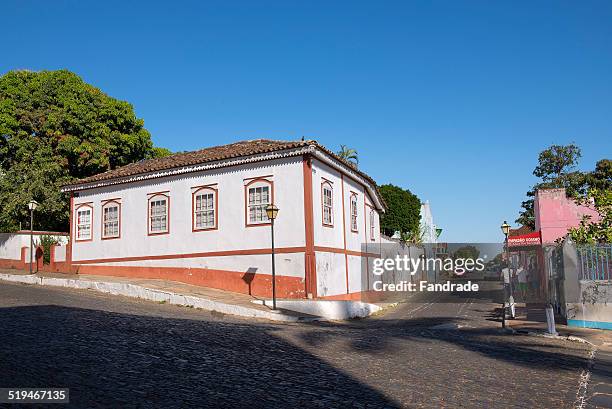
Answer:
xmin=534 ymin=188 xmax=601 ymax=244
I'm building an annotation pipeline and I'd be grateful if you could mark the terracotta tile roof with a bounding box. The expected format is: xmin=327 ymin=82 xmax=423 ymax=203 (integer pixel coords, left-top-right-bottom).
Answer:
xmin=63 ymin=140 xmax=383 ymax=207
xmin=68 ymin=139 xmax=308 ymax=186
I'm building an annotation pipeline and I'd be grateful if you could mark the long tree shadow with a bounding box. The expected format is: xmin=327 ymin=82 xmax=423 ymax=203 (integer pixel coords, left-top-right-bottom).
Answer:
xmin=312 ymin=280 xmax=590 ymax=370
xmin=0 ymin=305 xmax=401 ymax=409
xmin=298 ymin=314 xmax=591 ymax=371
xmin=292 ymin=313 xmax=594 ymax=407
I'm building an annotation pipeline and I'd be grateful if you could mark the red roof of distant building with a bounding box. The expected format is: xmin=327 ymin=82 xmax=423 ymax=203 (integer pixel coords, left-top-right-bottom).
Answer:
xmin=509 ymin=225 xmax=534 ymax=237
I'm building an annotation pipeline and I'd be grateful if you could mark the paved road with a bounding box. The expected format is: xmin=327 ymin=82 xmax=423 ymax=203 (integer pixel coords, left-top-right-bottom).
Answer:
xmin=0 ymin=281 xmax=595 ymax=408
xmin=586 ymin=347 xmax=612 ymax=409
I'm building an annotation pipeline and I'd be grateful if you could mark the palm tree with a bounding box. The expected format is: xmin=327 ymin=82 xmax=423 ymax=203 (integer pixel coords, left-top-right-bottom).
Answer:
xmin=337 ymin=145 xmax=359 ymax=166
xmin=400 ymin=228 xmax=424 ymax=246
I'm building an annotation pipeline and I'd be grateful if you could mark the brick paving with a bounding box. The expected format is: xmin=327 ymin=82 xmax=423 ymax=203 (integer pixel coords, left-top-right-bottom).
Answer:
xmin=0 ymin=281 xmax=597 ymax=408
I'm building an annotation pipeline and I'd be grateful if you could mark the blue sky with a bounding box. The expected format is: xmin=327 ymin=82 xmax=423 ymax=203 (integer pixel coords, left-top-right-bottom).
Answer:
xmin=3 ymin=1 xmax=611 ymax=241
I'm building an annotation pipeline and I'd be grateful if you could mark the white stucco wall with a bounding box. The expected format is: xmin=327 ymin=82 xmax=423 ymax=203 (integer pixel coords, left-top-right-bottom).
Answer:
xmin=315 ymin=251 xmax=346 ymax=296
xmin=311 ymin=159 xmax=382 ymax=296
xmin=72 ymin=157 xmax=306 ymax=278
xmin=312 ymin=160 xmax=345 ymax=249
xmin=93 ymin=253 xmax=305 ymax=278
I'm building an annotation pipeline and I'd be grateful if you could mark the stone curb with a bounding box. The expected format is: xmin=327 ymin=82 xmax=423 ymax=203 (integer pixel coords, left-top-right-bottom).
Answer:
xmin=0 ymin=273 xmax=303 ymax=323
xmin=511 ymin=327 xmax=596 ymax=346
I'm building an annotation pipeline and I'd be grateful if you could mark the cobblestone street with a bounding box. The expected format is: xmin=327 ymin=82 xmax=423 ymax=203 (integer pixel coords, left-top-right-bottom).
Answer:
xmin=0 ymin=281 xmax=595 ymax=408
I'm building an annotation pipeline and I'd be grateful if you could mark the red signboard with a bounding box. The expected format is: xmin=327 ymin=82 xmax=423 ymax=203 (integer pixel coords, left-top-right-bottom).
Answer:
xmin=507 ymin=231 xmax=541 ymax=247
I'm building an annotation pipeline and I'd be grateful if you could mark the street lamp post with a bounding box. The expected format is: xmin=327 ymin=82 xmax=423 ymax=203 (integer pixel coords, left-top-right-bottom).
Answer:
xmin=500 ymin=221 xmax=515 ymax=326
xmin=28 ymin=200 xmax=39 ymax=274
xmin=265 ymin=204 xmax=279 ymax=310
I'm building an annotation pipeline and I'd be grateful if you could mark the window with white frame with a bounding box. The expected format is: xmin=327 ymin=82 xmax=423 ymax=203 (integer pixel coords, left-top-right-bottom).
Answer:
xmin=350 ymin=194 xmax=358 ymax=232
xmin=102 ymin=202 xmax=120 ymax=238
xmin=76 ymin=207 xmax=92 ymax=240
xmin=322 ymin=182 xmax=333 ymax=226
xmin=370 ymin=209 xmax=376 ymax=240
xmin=247 ymin=182 xmax=271 ymax=225
xmin=194 ymin=189 xmax=216 ymax=230
xmin=149 ymin=195 xmax=169 ymax=234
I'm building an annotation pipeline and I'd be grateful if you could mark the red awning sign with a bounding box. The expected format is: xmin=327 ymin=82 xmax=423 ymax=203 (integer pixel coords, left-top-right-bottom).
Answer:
xmin=507 ymin=231 xmax=541 ymax=247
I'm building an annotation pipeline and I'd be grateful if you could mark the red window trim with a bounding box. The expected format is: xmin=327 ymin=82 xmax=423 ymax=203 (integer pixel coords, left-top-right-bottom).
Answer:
xmin=148 ymin=193 xmax=170 ymax=236
xmin=243 ymin=174 xmax=273 ymax=182
xmin=369 ymin=208 xmax=376 ymax=241
xmin=147 ymin=190 xmax=170 ymax=196
xmin=75 ymin=203 xmax=94 ymax=242
xmin=101 ymin=200 xmax=122 ymax=240
xmin=350 ymin=192 xmax=359 ymax=233
xmin=244 ymin=178 xmax=274 ymax=227
xmin=321 ymin=181 xmax=334 ymax=228
xmin=192 ymin=186 xmax=219 ymax=232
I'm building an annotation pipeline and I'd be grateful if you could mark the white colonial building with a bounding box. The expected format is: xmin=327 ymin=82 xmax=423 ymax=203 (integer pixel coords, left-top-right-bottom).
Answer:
xmin=61 ymin=139 xmax=385 ymax=299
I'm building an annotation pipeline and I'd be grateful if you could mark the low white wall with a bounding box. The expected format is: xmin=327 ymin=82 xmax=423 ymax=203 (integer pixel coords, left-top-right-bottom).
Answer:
xmin=23 ymin=247 xmax=32 ymax=264
xmin=566 ymin=280 xmax=612 ymax=329
xmin=0 ymin=233 xmax=27 ymax=260
xmin=0 ymin=233 xmax=68 ymax=261
xmin=54 ymin=245 xmax=67 ymax=262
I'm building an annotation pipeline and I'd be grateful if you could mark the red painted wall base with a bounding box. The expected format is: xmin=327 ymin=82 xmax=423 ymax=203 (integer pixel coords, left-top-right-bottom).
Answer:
xmin=73 ymin=264 xmax=306 ymax=299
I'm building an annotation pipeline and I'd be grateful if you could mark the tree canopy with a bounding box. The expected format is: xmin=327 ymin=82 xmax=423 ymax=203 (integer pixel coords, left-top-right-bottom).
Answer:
xmin=568 ymin=187 xmax=612 ymax=244
xmin=0 ymin=69 xmax=167 ymax=232
xmin=517 ymin=144 xmax=589 ymax=228
xmin=453 ymin=245 xmax=480 ymax=261
xmin=516 ymin=144 xmax=611 ymax=240
xmin=378 ymin=184 xmax=421 ymax=237
xmin=587 ymin=159 xmax=612 ymax=192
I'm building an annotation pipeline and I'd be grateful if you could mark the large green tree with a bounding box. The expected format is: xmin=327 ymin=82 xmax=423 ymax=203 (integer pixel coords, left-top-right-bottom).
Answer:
xmin=517 ymin=144 xmax=587 ymax=228
xmin=0 ymin=69 xmax=165 ymax=232
xmin=378 ymin=184 xmax=421 ymax=237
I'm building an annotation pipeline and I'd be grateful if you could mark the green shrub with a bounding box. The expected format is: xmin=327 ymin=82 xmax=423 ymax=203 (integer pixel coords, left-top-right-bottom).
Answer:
xmin=39 ymin=235 xmax=61 ymax=264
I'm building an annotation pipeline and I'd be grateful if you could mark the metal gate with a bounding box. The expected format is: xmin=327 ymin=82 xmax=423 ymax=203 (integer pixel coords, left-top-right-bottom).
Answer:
xmin=577 ymin=244 xmax=612 ymax=281
xmin=544 ymin=244 xmax=565 ymax=314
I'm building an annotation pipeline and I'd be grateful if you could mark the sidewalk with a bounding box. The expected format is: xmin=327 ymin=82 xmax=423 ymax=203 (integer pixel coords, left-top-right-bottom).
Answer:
xmin=508 ymin=303 xmax=612 ymax=409
xmin=508 ymin=303 xmax=612 ymax=348
xmin=0 ymin=269 xmax=320 ymax=323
